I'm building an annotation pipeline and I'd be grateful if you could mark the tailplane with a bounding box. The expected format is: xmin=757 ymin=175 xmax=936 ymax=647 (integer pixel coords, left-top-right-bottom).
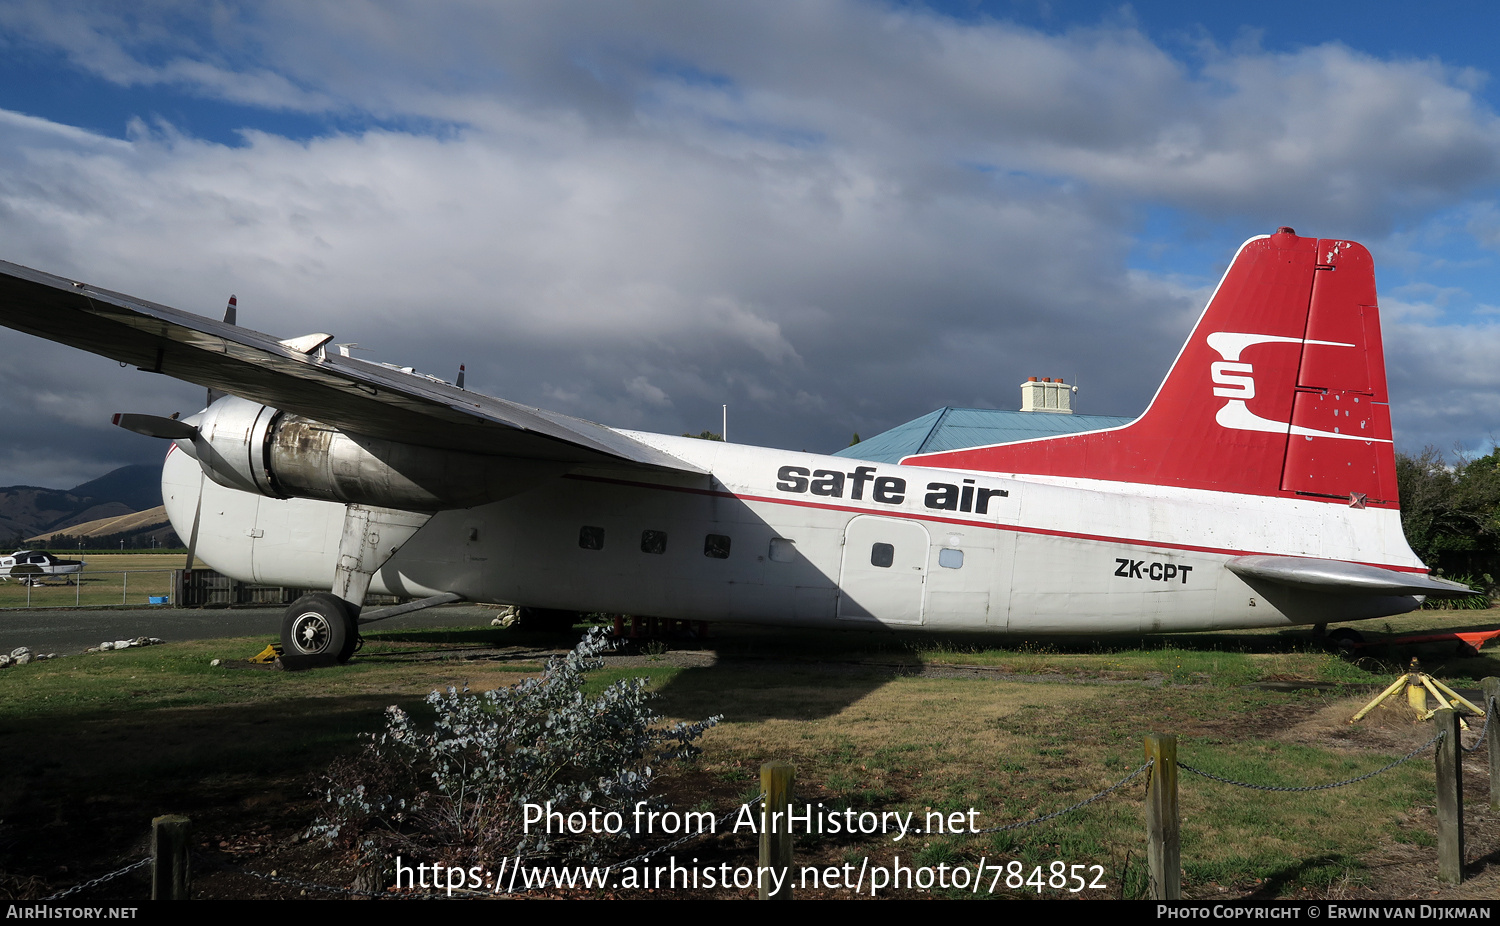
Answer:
xmin=903 ymin=228 xmax=1397 ymax=507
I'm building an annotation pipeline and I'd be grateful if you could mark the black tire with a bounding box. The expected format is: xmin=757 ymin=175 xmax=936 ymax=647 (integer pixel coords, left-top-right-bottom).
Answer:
xmin=339 ymin=617 xmax=362 ymax=663
xmin=1328 ymin=628 xmax=1363 ymax=654
xmin=514 ymin=607 xmax=580 ymax=633
xmin=280 ymin=593 xmax=352 ymax=670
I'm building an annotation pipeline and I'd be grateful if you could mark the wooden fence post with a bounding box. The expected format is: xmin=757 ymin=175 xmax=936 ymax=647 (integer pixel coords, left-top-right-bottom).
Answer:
xmin=1143 ymin=733 xmax=1180 ymax=900
xmin=759 ymin=760 xmax=794 ymax=900
xmin=1483 ymin=678 xmax=1499 ymax=812
xmin=1433 ymin=708 xmax=1463 ymax=884
xmin=151 ymin=814 xmax=191 ymax=900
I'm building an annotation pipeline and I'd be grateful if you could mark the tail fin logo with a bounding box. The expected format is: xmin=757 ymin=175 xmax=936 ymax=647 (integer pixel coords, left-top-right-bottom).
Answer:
xmin=1205 ymin=331 xmax=1387 ymax=443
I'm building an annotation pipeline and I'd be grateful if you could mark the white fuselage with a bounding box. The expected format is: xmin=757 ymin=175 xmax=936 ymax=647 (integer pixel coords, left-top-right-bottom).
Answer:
xmin=0 ymin=551 xmax=85 ymax=579
xmin=162 ymin=430 xmax=1426 ymax=635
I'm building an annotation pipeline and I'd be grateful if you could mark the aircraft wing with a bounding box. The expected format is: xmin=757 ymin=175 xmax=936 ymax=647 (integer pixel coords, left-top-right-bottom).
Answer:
xmin=0 ymin=260 xmax=704 ymax=474
xmin=1226 ymin=556 xmax=1477 ymax=598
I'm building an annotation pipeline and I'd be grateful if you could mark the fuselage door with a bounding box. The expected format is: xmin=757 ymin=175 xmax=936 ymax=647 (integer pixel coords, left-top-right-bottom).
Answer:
xmin=837 ymin=515 xmax=929 ymax=624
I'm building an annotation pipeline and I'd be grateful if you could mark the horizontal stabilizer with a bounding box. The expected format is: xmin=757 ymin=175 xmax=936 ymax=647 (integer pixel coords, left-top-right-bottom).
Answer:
xmin=1226 ymin=556 xmax=1476 ymax=598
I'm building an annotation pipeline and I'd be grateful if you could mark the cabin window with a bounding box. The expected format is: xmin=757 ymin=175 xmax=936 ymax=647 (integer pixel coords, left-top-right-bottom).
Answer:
xmin=938 ymin=548 xmax=964 ymax=569
xmin=579 ymin=526 xmax=604 ymax=550
xmin=704 ymin=534 xmax=731 ymax=559
xmin=641 ymin=530 xmax=668 ymax=555
xmin=769 ymin=538 xmax=796 ymax=563
xmin=870 ymin=543 xmax=894 ymax=568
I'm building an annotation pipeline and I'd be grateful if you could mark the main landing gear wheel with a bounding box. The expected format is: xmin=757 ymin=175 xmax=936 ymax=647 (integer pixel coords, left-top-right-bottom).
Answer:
xmin=514 ymin=607 xmax=580 ymax=633
xmin=280 ymin=593 xmax=357 ymax=670
xmin=1328 ymin=628 xmax=1364 ymax=654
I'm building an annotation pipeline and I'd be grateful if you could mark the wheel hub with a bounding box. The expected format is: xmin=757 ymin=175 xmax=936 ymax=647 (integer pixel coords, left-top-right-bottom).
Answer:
xmin=291 ymin=612 xmax=332 ymax=654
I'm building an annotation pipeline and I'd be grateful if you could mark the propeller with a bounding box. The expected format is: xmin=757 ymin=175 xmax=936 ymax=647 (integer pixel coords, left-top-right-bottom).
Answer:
xmin=456 ymin=364 xmax=465 ymax=389
xmin=111 ymin=413 xmax=198 ymax=440
xmin=182 ymin=471 xmax=204 ymax=574
xmin=110 ymin=412 xmax=204 ymax=572
xmin=117 ymin=290 xmax=231 ymax=574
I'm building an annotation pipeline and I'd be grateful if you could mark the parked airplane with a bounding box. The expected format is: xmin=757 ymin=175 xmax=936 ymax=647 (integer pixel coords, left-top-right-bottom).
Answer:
xmin=0 ymin=550 xmax=85 ymax=585
xmin=0 ymin=228 xmax=1473 ymax=666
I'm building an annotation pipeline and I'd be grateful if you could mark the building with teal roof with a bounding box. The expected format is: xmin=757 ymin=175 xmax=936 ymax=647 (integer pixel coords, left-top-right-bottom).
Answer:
xmin=833 ymin=379 xmax=1133 ymax=465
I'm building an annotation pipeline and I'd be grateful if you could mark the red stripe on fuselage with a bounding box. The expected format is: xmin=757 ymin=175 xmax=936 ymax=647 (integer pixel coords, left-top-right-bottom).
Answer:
xmin=561 ymin=473 xmax=1427 ymax=574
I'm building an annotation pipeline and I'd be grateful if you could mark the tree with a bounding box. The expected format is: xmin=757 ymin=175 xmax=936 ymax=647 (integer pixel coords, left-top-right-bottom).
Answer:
xmin=1396 ymin=447 xmax=1500 ymax=574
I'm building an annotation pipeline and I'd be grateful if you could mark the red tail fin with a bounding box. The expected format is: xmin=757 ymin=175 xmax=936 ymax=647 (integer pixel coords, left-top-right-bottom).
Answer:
xmin=904 ymin=229 xmax=1397 ymax=507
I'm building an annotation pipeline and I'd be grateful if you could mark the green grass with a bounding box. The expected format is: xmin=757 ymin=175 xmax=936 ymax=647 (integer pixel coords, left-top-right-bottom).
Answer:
xmin=0 ymin=625 xmax=557 ymax=719
xmin=640 ymin=622 xmax=1466 ymax=898
xmin=905 ymin=615 xmax=1500 ymax=690
xmin=0 ymin=617 xmax=1482 ymax=899
xmin=0 ymin=570 xmax=176 ymax=609
xmin=0 ymin=554 xmax=206 ymax=609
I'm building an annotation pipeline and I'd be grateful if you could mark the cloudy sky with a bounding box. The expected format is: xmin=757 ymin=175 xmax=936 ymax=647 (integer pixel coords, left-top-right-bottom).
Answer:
xmin=3 ymin=1 xmax=1500 ymax=489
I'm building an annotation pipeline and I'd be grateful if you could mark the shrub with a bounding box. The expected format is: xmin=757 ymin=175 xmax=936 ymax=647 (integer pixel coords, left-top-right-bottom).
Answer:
xmin=319 ymin=627 xmax=719 ymax=865
xmin=1419 ymin=573 xmax=1494 ymax=610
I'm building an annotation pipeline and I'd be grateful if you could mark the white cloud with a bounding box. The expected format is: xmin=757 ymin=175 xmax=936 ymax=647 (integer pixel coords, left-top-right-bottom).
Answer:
xmin=624 ymin=375 xmax=670 ymax=407
xmin=1 ymin=2 xmax=1500 ymax=484
xmin=1386 ymin=318 xmax=1500 ymax=454
xmin=1381 ymin=282 xmax=1473 ymax=322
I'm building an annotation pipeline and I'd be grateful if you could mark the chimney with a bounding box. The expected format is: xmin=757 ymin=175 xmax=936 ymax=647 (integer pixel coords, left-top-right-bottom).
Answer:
xmin=1020 ymin=377 xmax=1073 ymax=414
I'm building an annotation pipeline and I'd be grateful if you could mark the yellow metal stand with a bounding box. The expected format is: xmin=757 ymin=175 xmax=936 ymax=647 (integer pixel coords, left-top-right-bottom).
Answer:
xmin=1351 ymin=658 xmax=1486 ymax=723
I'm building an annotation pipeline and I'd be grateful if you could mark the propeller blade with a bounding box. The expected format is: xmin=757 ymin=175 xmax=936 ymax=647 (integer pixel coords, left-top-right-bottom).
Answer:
xmin=456 ymin=364 xmax=465 ymax=389
xmin=112 ymin=413 xmax=199 ymax=440
xmin=184 ymin=470 xmax=204 ymax=574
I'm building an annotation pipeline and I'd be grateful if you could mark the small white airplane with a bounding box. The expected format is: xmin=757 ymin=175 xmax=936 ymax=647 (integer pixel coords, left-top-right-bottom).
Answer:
xmin=0 ymin=550 xmax=85 ymax=585
xmin=0 ymin=228 xmax=1474 ymax=666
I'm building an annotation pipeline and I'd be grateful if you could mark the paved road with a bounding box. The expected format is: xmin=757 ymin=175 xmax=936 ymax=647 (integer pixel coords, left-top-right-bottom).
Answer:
xmin=0 ymin=603 xmax=504 ymax=656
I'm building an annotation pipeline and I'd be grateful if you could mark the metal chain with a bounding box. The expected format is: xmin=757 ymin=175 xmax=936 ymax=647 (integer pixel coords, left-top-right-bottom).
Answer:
xmin=611 ymin=793 xmax=765 ymax=869
xmin=41 ymin=858 xmax=151 ymax=901
xmin=967 ymin=759 xmax=1154 ymax=835
xmin=1459 ymin=697 xmax=1493 ymax=753
xmin=49 ymin=722 xmax=1450 ymax=902
xmin=1181 ymin=730 xmax=1444 ymax=791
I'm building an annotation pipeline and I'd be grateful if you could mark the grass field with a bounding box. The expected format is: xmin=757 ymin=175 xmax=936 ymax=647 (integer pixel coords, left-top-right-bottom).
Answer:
xmin=0 ymin=554 xmax=206 ymax=609
xmin=0 ymin=613 xmax=1495 ymax=900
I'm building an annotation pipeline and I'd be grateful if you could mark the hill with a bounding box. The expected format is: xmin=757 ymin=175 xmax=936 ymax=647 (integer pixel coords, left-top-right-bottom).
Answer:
xmin=25 ymin=505 xmax=176 ymax=548
xmin=0 ymin=464 xmax=166 ymax=547
xmin=67 ymin=464 xmax=163 ymax=512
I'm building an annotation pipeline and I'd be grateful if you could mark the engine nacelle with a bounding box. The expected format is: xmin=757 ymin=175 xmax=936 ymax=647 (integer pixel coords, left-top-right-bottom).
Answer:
xmin=178 ymin=396 xmax=559 ymax=510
